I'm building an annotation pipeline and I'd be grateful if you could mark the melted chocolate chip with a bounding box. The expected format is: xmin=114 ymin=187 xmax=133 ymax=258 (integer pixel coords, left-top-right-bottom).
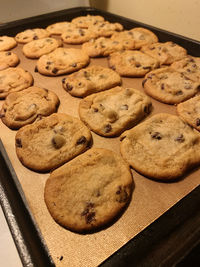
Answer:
xmin=104 ymin=124 xmax=112 ymax=133
xmin=79 ymin=29 xmax=85 ymax=36
xmin=33 ymin=35 xmax=38 ymax=40
xmin=52 ymin=68 xmax=58 ymax=74
xmin=196 ymin=118 xmax=200 ymax=126
xmin=175 ymin=134 xmax=185 ymax=143
xmin=34 ymin=66 xmax=38 ymax=72
xmin=176 ymin=90 xmax=183 ymax=95
xmin=116 ymin=186 xmax=128 ymax=203
xmin=161 ymin=83 xmax=165 ymax=90
xmin=16 ymin=138 xmax=22 ymax=148
xmin=76 ymin=136 xmax=87 ymax=145
xmin=81 ymin=202 xmax=96 ymax=224
xmin=62 ymin=78 xmax=66 ymax=83
xmin=151 ymin=132 xmax=162 ymax=140
xmin=135 ymin=63 xmax=141 ymax=68
xmin=71 ymin=63 xmax=77 ymax=68
xmin=65 ymin=83 xmax=73 ymax=91
xmin=110 ymin=65 xmax=116 ymax=71
xmin=93 ymin=107 xmax=99 ymax=112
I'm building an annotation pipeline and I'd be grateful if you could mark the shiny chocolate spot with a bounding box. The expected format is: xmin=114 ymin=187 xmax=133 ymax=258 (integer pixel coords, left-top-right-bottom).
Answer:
xmin=52 ymin=68 xmax=58 ymax=74
xmin=116 ymin=186 xmax=128 ymax=203
xmin=104 ymin=124 xmax=112 ymax=133
xmin=151 ymin=132 xmax=162 ymax=140
xmin=76 ymin=136 xmax=87 ymax=145
xmin=175 ymin=134 xmax=185 ymax=143
xmin=65 ymin=83 xmax=73 ymax=91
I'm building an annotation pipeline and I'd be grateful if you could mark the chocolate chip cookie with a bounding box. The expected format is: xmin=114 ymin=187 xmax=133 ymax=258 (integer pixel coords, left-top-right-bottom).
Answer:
xmin=0 ymin=67 xmax=33 ymax=99
xmin=141 ymin=41 xmax=187 ymax=65
xmin=44 ymin=148 xmax=133 ymax=233
xmin=79 ymin=86 xmax=152 ymax=136
xmin=46 ymin=21 xmax=77 ymax=35
xmin=0 ymin=51 xmax=19 ymax=70
xmin=0 ymin=86 xmax=60 ymax=129
xmin=108 ymin=50 xmax=159 ymax=77
xmin=15 ymin=28 xmax=50 ymax=44
xmin=88 ymin=21 xmax=123 ymax=37
xmin=82 ymin=37 xmax=135 ymax=57
xmin=62 ymin=65 xmax=121 ymax=97
xmin=112 ymin=27 xmax=158 ymax=49
xmin=0 ymin=36 xmax=17 ymax=51
xmin=36 ymin=47 xmax=90 ymax=76
xmin=61 ymin=28 xmax=98 ymax=44
xmin=177 ymin=95 xmax=200 ymax=132
xmin=22 ymin=37 xmax=61 ymax=59
xmin=15 ymin=113 xmax=92 ymax=172
xmin=71 ymin=15 xmax=105 ymax=28
xmin=171 ymin=55 xmax=200 ymax=83
xmin=120 ymin=113 xmax=200 ymax=180
xmin=143 ymin=67 xmax=200 ymax=104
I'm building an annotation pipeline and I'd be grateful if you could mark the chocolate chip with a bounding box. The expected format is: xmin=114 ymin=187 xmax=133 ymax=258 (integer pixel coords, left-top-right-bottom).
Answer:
xmin=143 ymin=66 xmax=151 ymax=70
xmin=52 ymin=68 xmax=58 ymax=74
xmin=110 ymin=65 xmax=116 ymax=71
xmin=93 ymin=107 xmax=98 ymax=112
xmin=46 ymin=61 xmax=52 ymax=65
xmin=135 ymin=63 xmax=141 ymax=68
xmin=62 ymin=78 xmax=66 ymax=83
xmin=175 ymin=134 xmax=185 ymax=143
xmin=52 ymin=135 xmax=66 ymax=149
xmin=161 ymin=83 xmax=165 ymax=90
xmin=6 ymin=52 xmax=11 ymax=56
xmin=78 ymin=82 xmax=82 ymax=86
xmin=196 ymin=118 xmax=200 ymax=126
xmin=116 ymin=186 xmax=128 ymax=203
xmin=33 ymin=35 xmax=38 ymax=40
xmin=71 ymin=63 xmax=77 ymax=68
xmin=151 ymin=132 xmax=162 ymax=140
xmin=81 ymin=202 xmax=96 ymax=224
xmin=79 ymin=29 xmax=85 ymax=36
xmin=59 ymin=256 xmax=63 ymax=261
xmin=76 ymin=136 xmax=87 ymax=145
xmin=45 ymin=65 xmax=50 ymax=70
xmin=34 ymin=66 xmax=38 ymax=72
xmin=104 ymin=124 xmax=112 ymax=133
xmin=16 ymin=138 xmax=22 ymax=148
xmin=65 ymin=83 xmax=73 ymax=91
xmin=176 ymin=90 xmax=183 ymax=95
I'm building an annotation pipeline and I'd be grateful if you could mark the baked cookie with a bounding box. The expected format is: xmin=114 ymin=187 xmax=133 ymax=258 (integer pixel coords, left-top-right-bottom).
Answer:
xmin=0 ymin=36 xmax=17 ymax=51
xmin=62 ymin=65 xmax=121 ymax=97
xmin=141 ymin=41 xmax=187 ymax=65
xmin=71 ymin=15 xmax=105 ymax=28
xmin=143 ymin=67 xmax=200 ymax=104
xmin=15 ymin=113 xmax=92 ymax=172
xmin=15 ymin=28 xmax=50 ymax=44
xmin=0 ymin=67 xmax=33 ymax=99
xmin=120 ymin=113 xmax=200 ymax=180
xmin=61 ymin=28 xmax=98 ymax=44
xmin=0 ymin=51 xmax=19 ymax=70
xmin=88 ymin=21 xmax=123 ymax=37
xmin=177 ymin=95 xmax=200 ymax=132
xmin=79 ymin=86 xmax=152 ymax=137
xmin=82 ymin=37 xmax=135 ymax=57
xmin=35 ymin=47 xmax=90 ymax=76
xmin=46 ymin=21 xmax=77 ymax=35
xmin=22 ymin=37 xmax=61 ymax=59
xmin=171 ymin=55 xmax=200 ymax=83
xmin=44 ymin=148 xmax=133 ymax=233
xmin=112 ymin=27 xmax=158 ymax=49
xmin=0 ymin=86 xmax=60 ymax=129
xmin=108 ymin=50 xmax=159 ymax=77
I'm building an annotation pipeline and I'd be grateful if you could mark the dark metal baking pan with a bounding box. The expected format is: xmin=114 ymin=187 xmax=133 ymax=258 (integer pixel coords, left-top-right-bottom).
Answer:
xmin=0 ymin=7 xmax=200 ymax=266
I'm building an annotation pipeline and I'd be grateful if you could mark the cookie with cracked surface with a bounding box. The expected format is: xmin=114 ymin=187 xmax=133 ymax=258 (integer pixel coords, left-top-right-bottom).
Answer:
xmin=171 ymin=55 xmax=200 ymax=83
xmin=46 ymin=21 xmax=77 ymax=35
xmin=88 ymin=21 xmax=123 ymax=37
xmin=61 ymin=28 xmax=98 ymax=44
xmin=15 ymin=113 xmax=92 ymax=172
xmin=0 ymin=36 xmax=17 ymax=51
xmin=79 ymin=86 xmax=152 ymax=137
xmin=120 ymin=113 xmax=200 ymax=180
xmin=35 ymin=47 xmax=90 ymax=76
xmin=62 ymin=65 xmax=121 ymax=97
xmin=82 ymin=37 xmax=135 ymax=57
xmin=0 ymin=67 xmax=33 ymax=99
xmin=141 ymin=41 xmax=187 ymax=65
xmin=15 ymin=28 xmax=50 ymax=44
xmin=44 ymin=147 xmax=133 ymax=233
xmin=177 ymin=95 xmax=200 ymax=132
xmin=142 ymin=67 xmax=200 ymax=104
xmin=112 ymin=27 xmax=158 ymax=49
xmin=0 ymin=51 xmax=19 ymax=70
xmin=0 ymin=86 xmax=60 ymax=129
xmin=71 ymin=15 xmax=105 ymax=28
xmin=22 ymin=37 xmax=61 ymax=59
xmin=108 ymin=50 xmax=159 ymax=77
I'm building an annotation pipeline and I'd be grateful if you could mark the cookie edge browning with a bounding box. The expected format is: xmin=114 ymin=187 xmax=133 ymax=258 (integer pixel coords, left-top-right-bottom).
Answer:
xmin=15 ymin=113 xmax=92 ymax=172
xmin=44 ymin=147 xmax=133 ymax=233
xmin=120 ymin=113 xmax=200 ymax=180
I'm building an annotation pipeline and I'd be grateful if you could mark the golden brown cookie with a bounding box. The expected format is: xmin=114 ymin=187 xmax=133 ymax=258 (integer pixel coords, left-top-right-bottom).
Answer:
xmin=15 ymin=28 xmax=50 ymax=44
xmin=0 ymin=51 xmax=19 ymax=70
xmin=15 ymin=113 xmax=92 ymax=172
xmin=44 ymin=148 xmax=133 ymax=233
xmin=71 ymin=15 xmax=105 ymax=28
xmin=0 ymin=36 xmax=17 ymax=51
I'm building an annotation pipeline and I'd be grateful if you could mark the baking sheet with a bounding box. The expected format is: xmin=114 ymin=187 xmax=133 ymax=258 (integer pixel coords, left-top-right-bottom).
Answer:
xmin=0 ymin=7 xmax=200 ymax=267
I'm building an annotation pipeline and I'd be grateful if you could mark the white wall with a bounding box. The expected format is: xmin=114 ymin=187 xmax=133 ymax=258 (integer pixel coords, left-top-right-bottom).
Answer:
xmin=0 ymin=0 xmax=89 ymax=23
xmin=90 ymin=0 xmax=200 ymax=41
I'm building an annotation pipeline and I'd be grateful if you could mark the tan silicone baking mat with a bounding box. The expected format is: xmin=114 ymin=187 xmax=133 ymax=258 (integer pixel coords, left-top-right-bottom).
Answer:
xmin=0 ymin=37 xmax=200 ymax=266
